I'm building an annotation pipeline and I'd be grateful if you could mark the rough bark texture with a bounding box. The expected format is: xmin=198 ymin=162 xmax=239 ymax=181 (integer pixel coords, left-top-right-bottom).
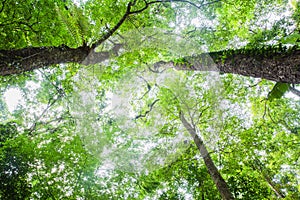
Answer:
xmin=180 ymin=112 xmax=234 ymax=200
xmin=0 ymin=45 xmax=123 ymax=76
xmin=1 ymin=45 xmax=300 ymax=84
xmin=158 ymin=48 xmax=300 ymax=84
xmin=218 ymin=51 xmax=300 ymax=84
xmin=0 ymin=46 xmax=91 ymax=76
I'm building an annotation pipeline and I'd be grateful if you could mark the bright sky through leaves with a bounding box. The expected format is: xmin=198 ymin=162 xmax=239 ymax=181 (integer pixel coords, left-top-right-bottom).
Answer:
xmin=3 ymin=88 xmax=24 ymax=112
xmin=0 ymin=0 xmax=299 ymax=199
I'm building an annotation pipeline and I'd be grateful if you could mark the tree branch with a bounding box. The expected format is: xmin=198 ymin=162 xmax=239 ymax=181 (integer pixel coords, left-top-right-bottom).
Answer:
xmin=179 ymin=111 xmax=234 ymax=200
xmin=91 ymin=2 xmax=134 ymax=49
xmin=129 ymin=0 xmax=220 ymax=14
xmin=137 ymin=75 xmax=156 ymax=100
xmin=0 ymin=0 xmax=7 ymax=14
xmin=251 ymin=158 xmax=285 ymax=198
xmin=135 ymin=99 xmax=160 ymax=120
xmin=289 ymin=86 xmax=300 ymax=97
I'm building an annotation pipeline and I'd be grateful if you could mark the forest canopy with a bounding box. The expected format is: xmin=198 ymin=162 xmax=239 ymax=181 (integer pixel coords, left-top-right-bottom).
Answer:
xmin=0 ymin=0 xmax=299 ymax=199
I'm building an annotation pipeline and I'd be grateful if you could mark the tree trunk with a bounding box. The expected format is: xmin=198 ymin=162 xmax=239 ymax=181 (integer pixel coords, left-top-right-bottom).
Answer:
xmin=1 ymin=45 xmax=300 ymax=84
xmin=156 ymin=47 xmax=300 ymax=84
xmin=180 ymin=112 xmax=234 ymax=200
xmin=0 ymin=46 xmax=89 ymax=76
xmin=251 ymin=158 xmax=285 ymax=198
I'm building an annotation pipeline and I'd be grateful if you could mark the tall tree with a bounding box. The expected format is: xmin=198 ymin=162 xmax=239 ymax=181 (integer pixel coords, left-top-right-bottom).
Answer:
xmin=0 ymin=0 xmax=299 ymax=83
xmin=1 ymin=0 xmax=299 ymax=199
xmin=180 ymin=112 xmax=234 ymax=200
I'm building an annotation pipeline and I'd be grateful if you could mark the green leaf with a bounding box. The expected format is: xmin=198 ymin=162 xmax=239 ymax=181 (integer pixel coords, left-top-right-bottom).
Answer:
xmin=268 ymin=82 xmax=290 ymax=101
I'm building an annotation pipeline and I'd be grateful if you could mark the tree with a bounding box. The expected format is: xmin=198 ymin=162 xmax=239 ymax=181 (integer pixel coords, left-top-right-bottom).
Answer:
xmin=0 ymin=0 xmax=299 ymax=83
xmin=1 ymin=0 xmax=300 ymax=199
xmin=180 ymin=112 xmax=234 ymax=200
xmin=0 ymin=122 xmax=33 ymax=199
xmin=2 ymin=45 xmax=300 ymax=83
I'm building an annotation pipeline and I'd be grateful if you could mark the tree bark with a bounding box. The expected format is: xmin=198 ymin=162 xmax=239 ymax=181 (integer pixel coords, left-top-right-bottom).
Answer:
xmin=0 ymin=46 xmax=90 ymax=76
xmin=156 ymin=47 xmax=300 ymax=84
xmin=180 ymin=112 xmax=234 ymax=200
xmin=1 ymin=45 xmax=300 ymax=84
xmin=0 ymin=44 xmax=126 ymax=76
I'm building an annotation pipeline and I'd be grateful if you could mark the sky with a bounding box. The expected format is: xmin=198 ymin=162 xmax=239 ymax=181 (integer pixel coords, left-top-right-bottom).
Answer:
xmin=3 ymin=88 xmax=24 ymax=112
xmin=3 ymin=80 xmax=40 ymax=113
xmin=3 ymin=81 xmax=299 ymax=113
xmin=72 ymin=0 xmax=88 ymax=6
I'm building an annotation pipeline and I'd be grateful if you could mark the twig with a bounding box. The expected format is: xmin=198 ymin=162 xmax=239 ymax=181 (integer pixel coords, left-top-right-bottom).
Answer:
xmin=0 ymin=0 xmax=7 ymax=14
xmin=247 ymin=80 xmax=262 ymax=88
xmin=262 ymin=98 xmax=268 ymax=119
xmin=137 ymin=75 xmax=152 ymax=100
xmin=135 ymin=99 xmax=160 ymax=119
xmin=92 ymin=0 xmax=220 ymax=48
xmin=289 ymin=86 xmax=300 ymax=97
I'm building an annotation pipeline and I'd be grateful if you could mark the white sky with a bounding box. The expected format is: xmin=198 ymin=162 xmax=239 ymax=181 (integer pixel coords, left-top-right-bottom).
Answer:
xmin=3 ymin=80 xmax=40 ymax=113
xmin=3 ymin=88 xmax=24 ymax=112
xmin=3 ymin=81 xmax=299 ymax=113
xmin=72 ymin=0 xmax=88 ymax=6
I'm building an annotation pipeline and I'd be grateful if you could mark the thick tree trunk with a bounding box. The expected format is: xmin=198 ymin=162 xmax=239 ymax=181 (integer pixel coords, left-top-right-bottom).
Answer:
xmin=180 ymin=112 xmax=234 ymax=200
xmin=157 ymin=47 xmax=300 ymax=84
xmin=0 ymin=46 xmax=90 ymax=76
xmin=0 ymin=45 xmax=122 ymax=76
xmin=1 ymin=45 xmax=300 ymax=83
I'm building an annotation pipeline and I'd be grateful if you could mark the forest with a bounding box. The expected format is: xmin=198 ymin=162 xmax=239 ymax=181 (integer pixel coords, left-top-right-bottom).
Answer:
xmin=0 ymin=0 xmax=299 ymax=199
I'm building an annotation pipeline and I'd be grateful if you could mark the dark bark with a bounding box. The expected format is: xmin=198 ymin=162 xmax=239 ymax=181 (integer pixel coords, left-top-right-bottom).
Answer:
xmin=156 ymin=47 xmax=300 ymax=84
xmin=0 ymin=45 xmax=126 ymax=76
xmin=0 ymin=0 xmax=132 ymax=76
xmin=180 ymin=112 xmax=234 ymax=200
xmin=0 ymin=45 xmax=91 ymax=76
xmin=1 ymin=45 xmax=300 ymax=84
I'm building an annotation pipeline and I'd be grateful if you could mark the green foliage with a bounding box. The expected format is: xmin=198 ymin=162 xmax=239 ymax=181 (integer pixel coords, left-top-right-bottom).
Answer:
xmin=0 ymin=124 xmax=33 ymax=199
xmin=56 ymin=4 xmax=90 ymax=47
xmin=268 ymin=82 xmax=290 ymax=101
xmin=137 ymin=146 xmax=222 ymax=199
xmin=158 ymin=86 xmax=181 ymax=115
xmin=0 ymin=122 xmax=18 ymax=144
xmin=0 ymin=0 xmax=300 ymax=199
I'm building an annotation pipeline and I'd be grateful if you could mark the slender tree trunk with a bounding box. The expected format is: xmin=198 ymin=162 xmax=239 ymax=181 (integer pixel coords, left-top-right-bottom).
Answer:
xmin=1 ymin=45 xmax=300 ymax=83
xmin=180 ymin=112 xmax=234 ymax=200
xmin=252 ymin=159 xmax=285 ymax=198
xmin=264 ymin=175 xmax=285 ymax=198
